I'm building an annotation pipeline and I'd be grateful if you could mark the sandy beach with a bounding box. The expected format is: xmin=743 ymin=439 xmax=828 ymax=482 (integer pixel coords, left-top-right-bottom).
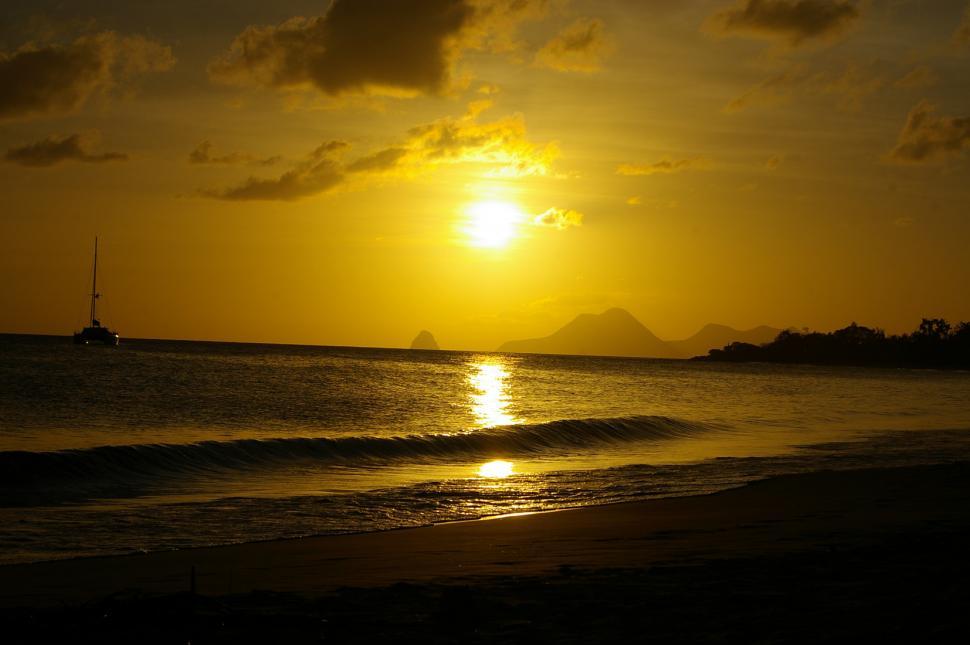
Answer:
xmin=2 ymin=462 xmax=969 ymax=641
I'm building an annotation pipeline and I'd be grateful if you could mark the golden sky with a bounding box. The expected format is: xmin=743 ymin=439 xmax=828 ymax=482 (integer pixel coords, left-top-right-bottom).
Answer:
xmin=1 ymin=0 xmax=969 ymax=349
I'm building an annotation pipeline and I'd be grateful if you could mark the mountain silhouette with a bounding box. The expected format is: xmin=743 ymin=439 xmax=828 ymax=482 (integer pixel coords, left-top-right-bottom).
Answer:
xmin=497 ymin=308 xmax=680 ymax=358
xmin=409 ymin=330 xmax=440 ymax=350
xmin=668 ymin=323 xmax=781 ymax=358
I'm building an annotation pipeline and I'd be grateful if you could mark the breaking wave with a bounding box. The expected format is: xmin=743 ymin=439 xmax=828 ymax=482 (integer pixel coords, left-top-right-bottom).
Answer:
xmin=0 ymin=416 xmax=716 ymax=505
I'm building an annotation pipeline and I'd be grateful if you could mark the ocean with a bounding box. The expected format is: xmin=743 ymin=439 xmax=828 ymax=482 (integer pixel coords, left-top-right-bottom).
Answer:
xmin=2 ymin=334 xmax=970 ymax=565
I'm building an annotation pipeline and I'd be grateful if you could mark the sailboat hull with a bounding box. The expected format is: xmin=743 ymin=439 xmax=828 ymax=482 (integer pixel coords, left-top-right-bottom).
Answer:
xmin=74 ymin=327 xmax=120 ymax=346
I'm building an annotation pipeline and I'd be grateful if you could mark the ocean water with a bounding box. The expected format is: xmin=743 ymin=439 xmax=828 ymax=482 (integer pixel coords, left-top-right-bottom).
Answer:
xmin=2 ymin=334 xmax=970 ymax=564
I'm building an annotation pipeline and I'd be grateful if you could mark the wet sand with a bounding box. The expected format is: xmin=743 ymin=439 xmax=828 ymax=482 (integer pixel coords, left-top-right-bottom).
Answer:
xmin=2 ymin=462 xmax=969 ymax=641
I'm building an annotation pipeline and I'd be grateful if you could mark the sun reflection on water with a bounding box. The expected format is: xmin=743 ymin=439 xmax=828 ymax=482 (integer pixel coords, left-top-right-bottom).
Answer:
xmin=478 ymin=459 xmax=514 ymax=478
xmin=467 ymin=359 xmax=521 ymax=428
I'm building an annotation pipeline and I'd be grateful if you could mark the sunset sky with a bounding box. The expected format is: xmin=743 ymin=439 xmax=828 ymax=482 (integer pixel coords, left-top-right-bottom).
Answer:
xmin=2 ymin=0 xmax=969 ymax=349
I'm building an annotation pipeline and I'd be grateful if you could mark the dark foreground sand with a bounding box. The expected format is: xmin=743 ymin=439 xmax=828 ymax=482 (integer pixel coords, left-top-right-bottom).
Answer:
xmin=2 ymin=462 xmax=969 ymax=642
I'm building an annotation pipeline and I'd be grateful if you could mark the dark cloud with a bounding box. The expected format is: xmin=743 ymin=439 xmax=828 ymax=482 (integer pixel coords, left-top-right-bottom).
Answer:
xmin=888 ymin=101 xmax=970 ymax=164
xmin=708 ymin=0 xmax=860 ymax=47
xmin=189 ymin=140 xmax=280 ymax=166
xmin=204 ymin=101 xmax=555 ymax=201
xmin=535 ymin=18 xmax=612 ymax=72
xmin=4 ymin=133 xmax=127 ymax=167
xmin=0 ymin=32 xmax=174 ymax=121
xmin=209 ymin=0 xmax=547 ymax=97
xmin=616 ymin=158 xmax=705 ymax=175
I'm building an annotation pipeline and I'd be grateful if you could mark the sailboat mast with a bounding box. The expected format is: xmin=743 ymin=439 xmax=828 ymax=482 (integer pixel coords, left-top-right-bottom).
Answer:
xmin=90 ymin=237 xmax=98 ymax=326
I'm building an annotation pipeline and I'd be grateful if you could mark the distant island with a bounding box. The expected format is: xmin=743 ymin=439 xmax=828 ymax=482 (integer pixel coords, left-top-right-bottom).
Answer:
xmin=498 ymin=308 xmax=680 ymax=358
xmin=667 ymin=323 xmax=780 ymax=359
xmin=497 ymin=308 xmax=780 ymax=359
xmin=409 ymin=330 xmax=440 ymax=351
xmin=698 ymin=319 xmax=970 ymax=369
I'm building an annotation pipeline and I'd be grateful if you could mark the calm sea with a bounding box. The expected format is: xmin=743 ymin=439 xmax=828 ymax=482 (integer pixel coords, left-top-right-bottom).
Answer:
xmin=2 ymin=334 xmax=970 ymax=564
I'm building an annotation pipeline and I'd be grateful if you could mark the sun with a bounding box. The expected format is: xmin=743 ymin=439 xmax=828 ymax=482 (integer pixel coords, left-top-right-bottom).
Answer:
xmin=464 ymin=201 xmax=524 ymax=248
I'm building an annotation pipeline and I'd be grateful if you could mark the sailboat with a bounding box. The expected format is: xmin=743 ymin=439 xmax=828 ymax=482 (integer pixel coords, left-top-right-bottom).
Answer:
xmin=73 ymin=237 xmax=120 ymax=346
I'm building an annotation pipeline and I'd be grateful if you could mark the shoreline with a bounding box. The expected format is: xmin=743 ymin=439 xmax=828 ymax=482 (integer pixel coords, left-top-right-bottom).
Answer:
xmin=0 ymin=491 xmax=721 ymax=570
xmin=3 ymin=461 xmax=968 ymax=609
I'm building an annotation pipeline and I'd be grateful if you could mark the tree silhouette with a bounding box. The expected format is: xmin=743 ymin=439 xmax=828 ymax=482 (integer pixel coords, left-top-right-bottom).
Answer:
xmin=700 ymin=318 xmax=969 ymax=369
xmin=916 ymin=318 xmax=951 ymax=341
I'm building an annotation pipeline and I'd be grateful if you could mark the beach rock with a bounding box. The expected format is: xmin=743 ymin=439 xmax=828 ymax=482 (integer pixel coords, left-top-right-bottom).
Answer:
xmin=410 ymin=330 xmax=440 ymax=350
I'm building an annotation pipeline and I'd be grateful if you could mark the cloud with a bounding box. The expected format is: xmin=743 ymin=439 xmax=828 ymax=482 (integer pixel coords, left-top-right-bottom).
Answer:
xmin=616 ymin=158 xmax=705 ymax=176
xmin=204 ymin=101 xmax=556 ymax=200
xmin=725 ymin=66 xmax=807 ymax=112
xmin=403 ymin=100 xmax=558 ymax=176
xmin=887 ymin=101 xmax=970 ymax=164
xmin=525 ymin=291 xmax=628 ymax=313
xmin=819 ymin=62 xmax=887 ymax=110
xmin=893 ymin=66 xmax=938 ymax=90
xmin=955 ymin=5 xmax=970 ymax=45
xmin=535 ymin=18 xmax=612 ymax=72
xmin=189 ymin=141 xmax=280 ymax=166
xmin=708 ymin=0 xmax=860 ymax=47
xmin=344 ymin=147 xmax=410 ymax=173
xmin=0 ymin=32 xmax=174 ymax=121
xmin=4 ymin=132 xmax=127 ymax=167
xmin=727 ymin=61 xmax=920 ymax=113
xmin=209 ymin=0 xmax=548 ymax=98
xmin=202 ymin=142 xmax=346 ymax=201
xmin=532 ymin=207 xmax=583 ymax=229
